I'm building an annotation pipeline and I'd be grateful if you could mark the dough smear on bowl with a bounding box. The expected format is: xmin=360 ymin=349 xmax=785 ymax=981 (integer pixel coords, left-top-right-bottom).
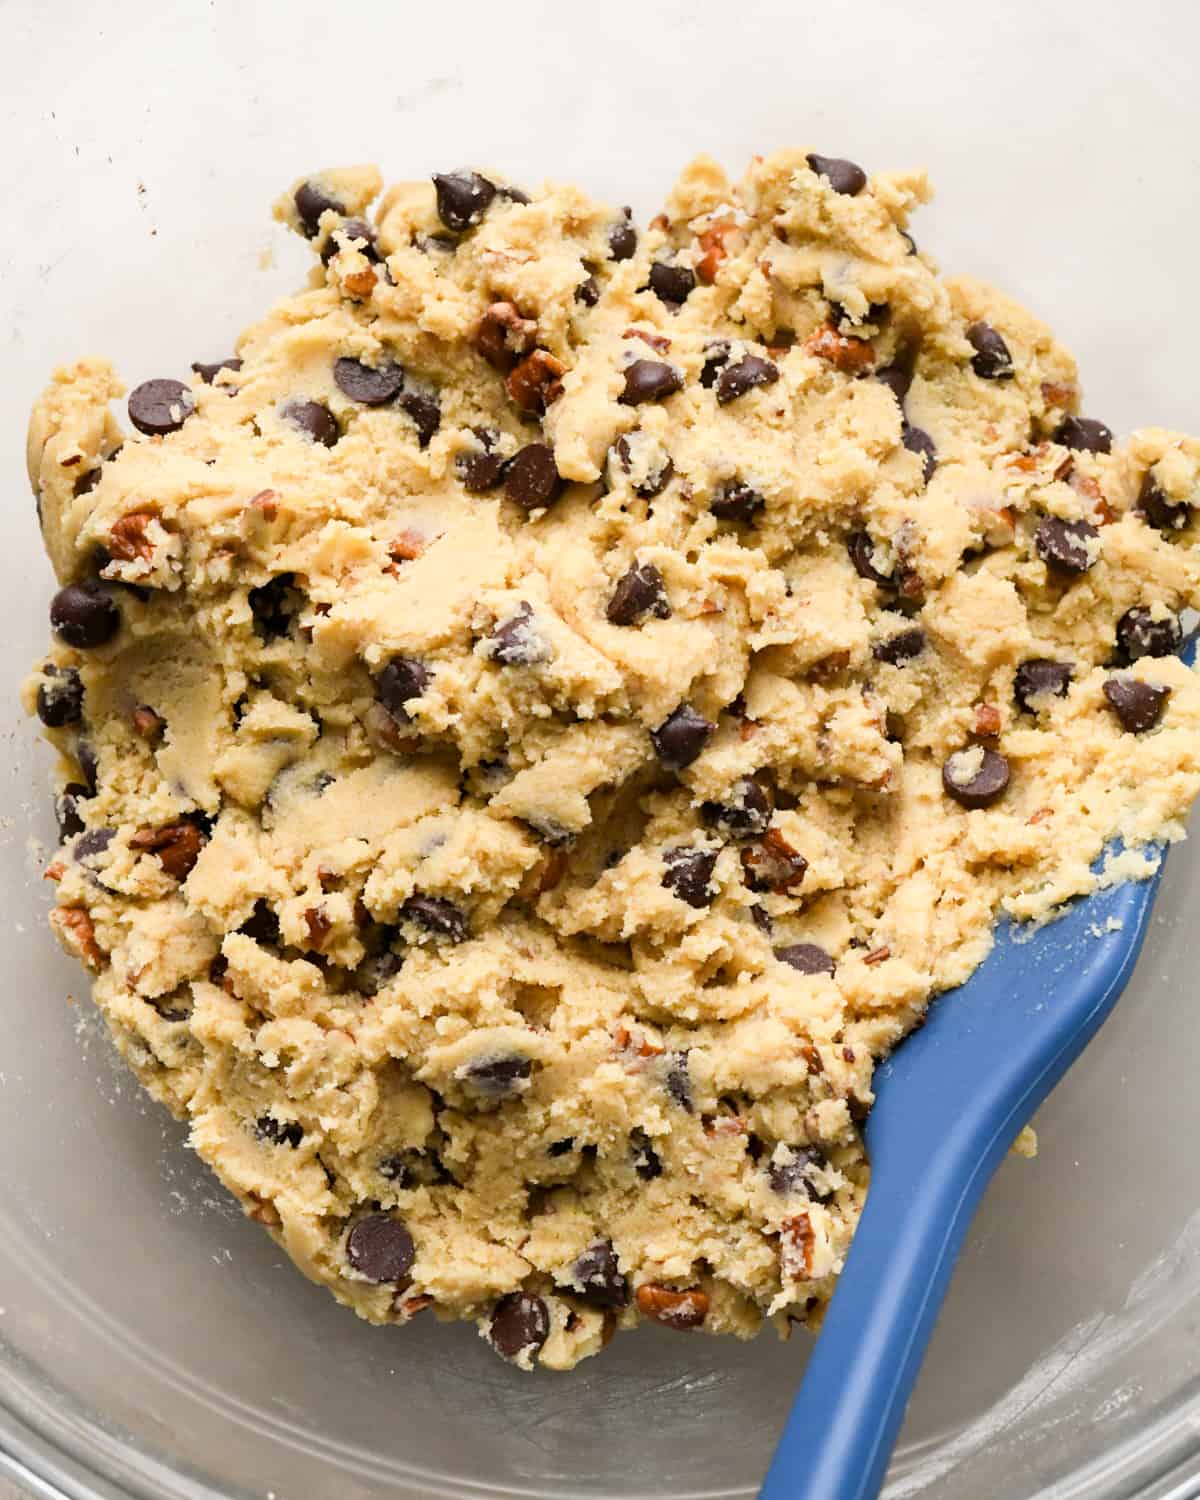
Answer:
xmin=24 ymin=149 xmax=1200 ymax=1369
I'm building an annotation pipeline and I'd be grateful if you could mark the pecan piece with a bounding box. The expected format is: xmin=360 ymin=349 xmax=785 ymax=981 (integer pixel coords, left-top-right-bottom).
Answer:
xmin=863 ymin=945 xmax=891 ymax=966
xmin=108 ymin=510 xmax=157 ymax=563
xmin=51 ymin=906 xmax=105 ymax=971
xmin=342 ymin=266 xmax=378 ymax=299
xmin=635 ymin=1283 xmax=709 ymax=1329
xmin=536 ymin=846 xmax=568 ymax=894
xmin=246 ymin=1194 xmax=282 ymax=1229
xmin=741 ymin=827 xmax=808 ymax=893
xmin=475 ymin=301 xmax=538 ymax=369
xmin=780 ymin=1213 xmax=816 ymax=1280
xmin=304 ymin=906 xmax=332 ymax=950
xmin=131 ymin=704 xmax=165 ymax=741
xmin=388 ymin=528 xmax=429 ymax=566
xmin=130 ymin=821 xmax=206 ymax=880
xmin=1040 ymin=379 xmax=1077 ymax=408
xmin=622 ymin=326 xmax=672 ymax=353
xmin=505 ymin=350 xmax=567 ymax=413
xmin=973 ymin=703 xmax=1002 ymax=737
xmin=695 ymin=219 xmax=736 ymax=284
xmin=804 ymin=325 xmax=877 ymax=375
xmin=249 ymin=488 xmax=278 ymax=521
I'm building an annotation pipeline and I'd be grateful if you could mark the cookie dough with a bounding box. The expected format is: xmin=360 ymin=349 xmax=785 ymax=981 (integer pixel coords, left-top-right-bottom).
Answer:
xmin=24 ymin=149 xmax=1200 ymax=1370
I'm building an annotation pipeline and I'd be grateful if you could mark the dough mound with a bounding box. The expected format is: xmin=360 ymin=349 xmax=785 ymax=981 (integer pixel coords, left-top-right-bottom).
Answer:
xmin=24 ymin=150 xmax=1200 ymax=1370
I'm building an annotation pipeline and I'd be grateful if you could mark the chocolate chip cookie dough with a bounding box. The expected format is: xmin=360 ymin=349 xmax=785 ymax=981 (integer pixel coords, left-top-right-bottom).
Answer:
xmin=24 ymin=149 xmax=1200 ymax=1370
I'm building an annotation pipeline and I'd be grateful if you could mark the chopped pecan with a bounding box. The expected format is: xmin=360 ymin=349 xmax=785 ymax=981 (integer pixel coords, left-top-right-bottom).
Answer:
xmin=635 ymin=1283 xmax=709 ymax=1329
xmin=130 ymin=821 xmax=206 ymax=880
xmin=388 ymin=528 xmax=429 ymax=566
xmin=395 ymin=1292 xmax=434 ymax=1322
xmin=1027 ymin=806 xmax=1054 ymax=826
xmin=810 ymin=649 xmax=851 ymax=681
xmin=475 ymin=301 xmax=538 ymax=369
xmin=741 ymin=827 xmax=808 ymax=893
xmin=648 ymin=212 xmax=669 ymax=232
xmin=51 ymin=906 xmax=105 ymax=970
xmin=623 ymin=326 xmax=672 ymax=353
xmin=738 ymin=718 xmax=759 ymax=741
xmin=131 ymin=704 xmax=165 ymax=742
xmin=536 ymin=846 xmax=568 ymax=895
xmin=249 ymin=489 xmax=278 ymax=520
xmin=108 ymin=510 xmax=157 ymax=562
xmin=780 ymin=1213 xmax=815 ymax=1280
xmin=505 ymin=350 xmax=567 ymax=413
xmin=614 ymin=1022 xmax=663 ymax=1060
xmin=1040 ymin=379 xmax=1077 ymax=408
xmin=304 ymin=906 xmax=332 ymax=949
xmin=342 ymin=266 xmax=378 ymax=299
xmin=246 ymin=1195 xmax=282 ymax=1229
xmin=801 ymin=1042 xmax=825 ymax=1074
xmin=44 ymin=860 xmax=65 ymax=883
xmin=863 ymin=945 xmax=891 ymax=966
xmin=973 ymin=703 xmax=1002 ymax=737
xmin=695 ymin=219 xmax=736 ymax=284
xmin=804 ymin=325 xmax=876 ymax=375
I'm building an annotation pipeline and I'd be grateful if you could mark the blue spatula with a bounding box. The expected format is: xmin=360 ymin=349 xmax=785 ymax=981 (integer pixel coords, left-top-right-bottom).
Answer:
xmin=759 ymin=848 xmax=1166 ymax=1500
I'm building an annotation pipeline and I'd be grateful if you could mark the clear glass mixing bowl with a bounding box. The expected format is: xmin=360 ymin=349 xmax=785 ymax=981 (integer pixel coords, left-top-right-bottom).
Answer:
xmin=5 ymin=2 xmax=1200 ymax=1496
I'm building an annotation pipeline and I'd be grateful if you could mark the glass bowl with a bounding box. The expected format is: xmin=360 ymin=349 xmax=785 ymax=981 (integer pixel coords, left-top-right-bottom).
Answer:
xmin=4 ymin=2 xmax=1200 ymax=1495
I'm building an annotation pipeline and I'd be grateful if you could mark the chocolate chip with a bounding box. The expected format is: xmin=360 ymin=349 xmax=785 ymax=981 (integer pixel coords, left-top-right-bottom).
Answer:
xmin=50 ymin=580 xmax=120 ymax=649
xmin=710 ymin=481 xmax=764 ymax=524
xmin=806 ymin=153 xmax=867 ymax=196
xmin=1104 ymin=676 xmax=1170 ymax=733
xmin=576 ymin=274 xmax=600 ymax=307
xmin=567 ymin=1240 xmax=629 ymax=1308
xmin=73 ymin=467 xmax=102 ymax=498
xmin=700 ymin=341 xmax=732 ymax=388
xmin=966 ymin=322 xmax=1014 ymax=380
xmin=346 ymin=1213 xmax=415 ymax=1282
xmin=127 ymin=378 xmax=195 ymax=436
xmin=375 ymin=656 xmax=430 ymax=723
xmin=631 ymin=1127 xmax=663 ymax=1179
xmin=661 ymin=847 xmax=718 ymax=908
xmin=36 ymin=666 xmax=84 ymax=727
xmin=750 ymin=903 xmax=773 ymax=934
xmin=620 ymin=359 xmax=683 ymax=405
xmin=700 ymin=778 xmax=773 ymax=840
xmin=647 ymin=261 xmax=695 ymax=305
xmin=74 ymin=827 xmax=113 ymax=863
xmin=489 ymin=602 xmax=551 ymax=665
xmin=281 ymin=399 xmax=339 ymax=447
xmin=1035 ymin=517 xmax=1098 ymax=575
xmin=354 ymin=949 xmax=404 ymax=997
xmin=402 ymin=894 xmax=467 ymax=943
xmin=333 ymin=357 xmax=404 ymax=406
xmin=320 ymin=216 xmax=380 ymax=265
xmin=901 ymin=422 xmax=937 ymax=482
xmin=873 ymin=628 xmax=925 ymax=665
xmin=847 ymin=531 xmax=892 ymax=586
xmin=76 ymin=741 xmax=98 ymax=795
xmin=651 ymin=704 xmax=715 ymax=770
xmin=716 ymin=354 xmax=780 ymax=405
xmin=457 ymin=429 xmax=507 ymax=493
xmin=1116 ymin=606 xmax=1182 ymax=661
xmin=1138 ymin=471 xmax=1192 ymax=533
xmin=191 ymin=357 xmax=242 ymax=384
xmin=461 ymin=1054 xmax=532 ymax=1096
xmin=768 ymin=1144 xmax=831 ymax=1201
xmin=547 ymin=1137 xmax=575 ymax=1157
xmin=1014 ymin=659 xmax=1073 ymax=711
xmin=489 ymin=1292 xmax=550 ymax=1362
xmin=612 ymin=433 xmax=674 ymax=498
xmin=504 ymin=443 xmax=563 ymax=510
xmin=608 ymin=209 xmax=637 ymax=262
xmin=398 ymin=390 xmax=440 ymax=448
xmin=876 ymin=363 xmax=912 ymax=403
xmin=376 ymin=1152 xmax=412 ymax=1185
xmin=56 ymin=783 xmax=90 ymax=841
xmin=775 ymin=942 xmax=836 ymax=976
xmin=499 ymin=184 xmax=531 ymax=205
xmin=294 ymin=180 xmax=345 ymax=237
xmin=664 ymin=1050 xmax=693 ymax=1110
xmin=248 ymin=573 xmax=298 ymax=639
xmin=256 ymin=1115 xmax=303 ymax=1148
xmin=432 ymin=170 xmax=497 ymax=233
xmin=1054 ymin=416 xmax=1112 ymax=454
xmin=942 ymin=746 xmax=1010 ymax=809
xmin=240 ymin=900 xmax=280 ymax=946
xmin=607 ymin=563 xmax=670 ymax=625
